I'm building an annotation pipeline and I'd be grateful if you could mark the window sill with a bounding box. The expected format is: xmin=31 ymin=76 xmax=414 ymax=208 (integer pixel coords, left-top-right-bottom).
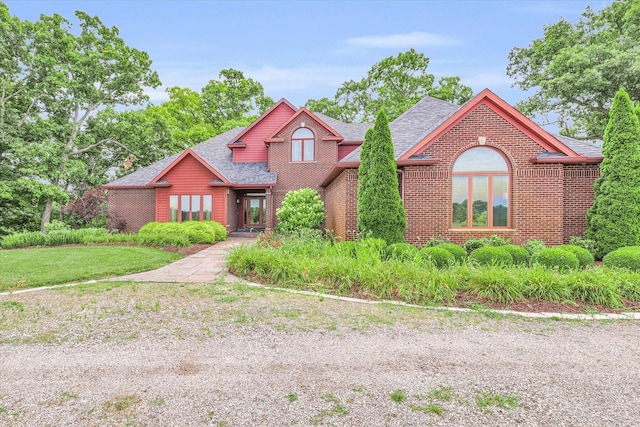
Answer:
xmin=448 ymin=228 xmax=517 ymax=232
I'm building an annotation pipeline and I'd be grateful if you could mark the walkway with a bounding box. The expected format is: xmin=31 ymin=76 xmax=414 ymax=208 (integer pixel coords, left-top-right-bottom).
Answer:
xmin=110 ymin=234 xmax=257 ymax=283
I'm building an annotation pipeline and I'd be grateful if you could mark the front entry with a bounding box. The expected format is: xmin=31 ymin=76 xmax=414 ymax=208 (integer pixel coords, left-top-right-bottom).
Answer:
xmin=243 ymin=195 xmax=266 ymax=229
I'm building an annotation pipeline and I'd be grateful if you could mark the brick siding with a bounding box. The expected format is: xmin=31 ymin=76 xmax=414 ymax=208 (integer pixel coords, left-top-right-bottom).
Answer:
xmin=106 ymin=188 xmax=156 ymax=232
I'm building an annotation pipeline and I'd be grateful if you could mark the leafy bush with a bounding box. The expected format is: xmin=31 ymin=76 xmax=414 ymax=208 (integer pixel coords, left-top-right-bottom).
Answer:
xmin=418 ymin=247 xmax=455 ymax=268
xmin=531 ymin=248 xmax=579 ymax=271
xmin=139 ymin=221 xmax=226 ymax=244
xmin=422 ymin=237 xmax=449 ymax=248
xmin=331 ymin=240 xmax=358 ymax=258
xmin=602 ymin=246 xmax=640 ymax=272
xmin=556 ymin=245 xmax=594 ymax=268
xmin=356 ymin=238 xmax=387 ymax=262
xmin=436 ymin=243 xmax=466 ymax=264
xmin=501 ymin=245 xmax=530 ymax=265
xmin=276 ymin=188 xmax=325 ymax=232
xmin=385 ymin=243 xmax=418 ymax=261
xmin=569 ymin=236 xmax=597 ymax=258
xmin=44 ymin=220 xmax=70 ymax=232
xmin=135 ymin=233 xmax=191 ymax=247
xmin=463 ymin=235 xmax=508 ymax=254
xmin=469 ymin=246 xmax=513 ymax=267
xmin=523 ymin=239 xmax=546 ymax=256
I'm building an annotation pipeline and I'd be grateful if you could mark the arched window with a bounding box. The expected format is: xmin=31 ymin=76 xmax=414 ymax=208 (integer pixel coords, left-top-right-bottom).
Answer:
xmin=452 ymin=147 xmax=510 ymax=228
xmin=291 ymin=127 xmax=314 ymax=162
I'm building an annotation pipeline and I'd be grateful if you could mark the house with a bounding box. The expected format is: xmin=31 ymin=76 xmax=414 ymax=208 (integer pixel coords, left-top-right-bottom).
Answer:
xmin=104 ymin=89 xmax=602 ymax=246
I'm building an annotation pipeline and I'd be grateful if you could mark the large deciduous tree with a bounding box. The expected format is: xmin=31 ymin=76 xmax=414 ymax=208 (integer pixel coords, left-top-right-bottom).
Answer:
xmin=0 ymin=4 xmax=161 ymax=231
xmin=356 ymin=110 xmax=406 ymax=244
xmin=585 ymin=88 xmax=640 ymax=258
xmin=306 ymin=49 xmax=472 ymax=123
xmin=506 ymin=0 xmax=640 ymax=140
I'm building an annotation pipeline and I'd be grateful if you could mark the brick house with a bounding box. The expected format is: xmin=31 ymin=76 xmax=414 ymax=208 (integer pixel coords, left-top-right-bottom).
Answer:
xmin=105 ymin=89 xmax=602 ymax=245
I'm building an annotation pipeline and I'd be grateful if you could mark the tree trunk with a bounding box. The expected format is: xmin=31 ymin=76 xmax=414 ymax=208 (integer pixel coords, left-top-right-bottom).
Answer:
xmin=40 ymin=200 xmax=53 ymax=232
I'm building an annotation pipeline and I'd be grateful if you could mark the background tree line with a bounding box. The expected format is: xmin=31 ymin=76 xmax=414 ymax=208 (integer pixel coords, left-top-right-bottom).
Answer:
xmin=2 ymin=0 xmax=639 ymax=239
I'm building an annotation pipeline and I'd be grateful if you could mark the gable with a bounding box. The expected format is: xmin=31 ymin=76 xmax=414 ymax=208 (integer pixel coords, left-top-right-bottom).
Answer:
xmin=266 ymin=107 xmax=343 ymax=143
xmin=401 ymin=89 xmax=579 ymax=161
xmin=150 ymin=150 xmax=229 ymax=188
xmin=229 ymin=100 xmax=297 ymax=163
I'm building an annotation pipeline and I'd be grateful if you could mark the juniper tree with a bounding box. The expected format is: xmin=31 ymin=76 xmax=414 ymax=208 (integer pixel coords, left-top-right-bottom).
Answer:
xmin=585 ymin=88 xmax=640 ymax=258
xmin=356 ymin=110 xmax=406 ymax=244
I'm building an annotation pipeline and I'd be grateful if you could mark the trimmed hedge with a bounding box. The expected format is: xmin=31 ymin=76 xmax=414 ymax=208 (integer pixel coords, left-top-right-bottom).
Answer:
xmin=436 ymin=243 xmax=467 ymax=264
xmin=139 ymin=221 xmax=226 ymax=244
xmin=556 ymin=245 xmax=594 ymax=268
xmin=501 ymin=245 xmax=530 ymax=265
xmin=418 ymin=247 xmax=455 ymax=268
xmin=531 ymin=248 xmax=579 ymax=271
xmin=603 ymin=246 xmax=640 ymax=272
xmin=469 ymin=246 xmax=513 ymax=267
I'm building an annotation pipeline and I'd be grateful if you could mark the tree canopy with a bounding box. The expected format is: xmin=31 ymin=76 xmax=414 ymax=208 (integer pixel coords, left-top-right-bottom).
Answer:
xmin=585 ymin=88 xmax=640 ymax=258
xmin=506 ymin=0 xmax=640 ymax=140
xmin=306 ymin=49 xmax=472 ymax=123
xmin=0 ymin=3 xmax=161 ymax=231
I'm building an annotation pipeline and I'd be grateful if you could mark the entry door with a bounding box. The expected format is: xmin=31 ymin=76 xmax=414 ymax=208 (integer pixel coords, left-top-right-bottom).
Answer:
xmin=244 ymin=197 xmax=266 ymax=228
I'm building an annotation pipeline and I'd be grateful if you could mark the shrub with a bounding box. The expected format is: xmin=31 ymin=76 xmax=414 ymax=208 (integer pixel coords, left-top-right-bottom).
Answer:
xmin=276 ymin=188 xmax=325 ymax=232
xmin=436 ymin=243 xmax=466 ymax=264
xmin=332 ymin=240 xmax=358 ymax=258
xmin=385 ymin=243 xmax=418 ymax=261
xmin=464 ymin=238 xmax=488 ymax=254
xmin=569 ymin=236 xmax=597 ymax=258
xmin=556 ymin=245 xmax=594 ymax=268
xmin=44 ymin=220 xmax=70 ymax=232
xmin=531 ymin=248 xmax=579 ymax=271
xmin=523 ymin=239 xmax=546 ymax=256
xmin=501 ymin=245 xmax=530 ymax=265
xmin=418 ymin=247 xmax=455 ymax=268
xmin=1 ymin=231 xmax=48 ymax=249
xmin=468 ymin=246 xmax=513 ymax=267
xmin=181 ymin=221 xmax=217 ymax=244
xmin=139 ymin=221 xmax=226 ymax=244
xmin=356 ymin=238 xmax=387 ymax=262
xmin=603 ymin=246 xmax=640 ymax=272
xmin=135 ymin=233 xmax=191 ymax=247
xmin=422 ymin=237 xmax=449 ymax=248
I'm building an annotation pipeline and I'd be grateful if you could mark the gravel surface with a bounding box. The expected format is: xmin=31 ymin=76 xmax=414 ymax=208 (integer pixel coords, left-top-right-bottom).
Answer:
xmin=1 ymin=280 xmax=639 ymax=426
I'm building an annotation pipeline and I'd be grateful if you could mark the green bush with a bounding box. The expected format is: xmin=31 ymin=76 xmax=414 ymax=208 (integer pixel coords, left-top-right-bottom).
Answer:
xmin=463 ymin=238 xmax=488 ymax=254
xmin=436 ymin=243 xmax=467 ymax=264
xmin=556 ymin=245 xmax=594 ymax=268
xmin=356 ymin=238 xmax=387 ymax=262
xmin=418 ymin=247 xmax=455 ymax=268
xmin=422 ymin=237 xmax=449 ymax=248
xmin=135 ymin=233 xmax=191 ymax=247
xmin=385 ymin=243 xmax=418 ymax=261
xmin=531 ymin=248 xmax=579 ymax=271
xmin=569 ymin=236 xmax=597 ymax=258
xmin=523 ymin=239 xmax=546 ymax=256
xmin=469 ymin=246 xmax=513 ymax=267
xmin=139 ymin=221 xmax=226 ymax=244
xmin=181 ymin=221 xmax=217 ymax=244
xmin=501 ymin=245 xmax=530 ymax=265
xmin=276 ymin=188 xmax=326 ymax=232
xmin=602 ymin=246 xmax=640 ymax=272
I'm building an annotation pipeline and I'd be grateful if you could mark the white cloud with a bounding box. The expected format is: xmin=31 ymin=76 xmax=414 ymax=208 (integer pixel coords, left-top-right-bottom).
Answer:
xmin=346 ymin=31 xmax=459 ymax=48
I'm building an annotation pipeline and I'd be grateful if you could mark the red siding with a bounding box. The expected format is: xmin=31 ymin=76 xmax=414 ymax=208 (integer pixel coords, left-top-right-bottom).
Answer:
xmin=155 ymin=154 xmax=228 ymax=226
xmin=233 ymin=103 xmax=296 ymax=163
xmin=338 ymin=144 xmax=360 ymax=160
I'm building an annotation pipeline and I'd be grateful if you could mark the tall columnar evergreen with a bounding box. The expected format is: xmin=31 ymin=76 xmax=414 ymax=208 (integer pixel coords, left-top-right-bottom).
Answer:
xmin=585 ymin=88 xmax=640 ymax=258
xmin=356 ymin=110 xmax=406 ymax=244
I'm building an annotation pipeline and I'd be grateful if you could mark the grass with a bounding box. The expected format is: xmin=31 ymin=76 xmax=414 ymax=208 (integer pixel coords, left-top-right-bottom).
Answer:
xmin=0 ymin=246 xmax=181 ymax=291
xmin=390 ymin=389 xmax=407 ymax=403
xmin=228 ymin=237 xmax=640 ymax=310
xmin=475 ymin=392 xmax=520 ymax=412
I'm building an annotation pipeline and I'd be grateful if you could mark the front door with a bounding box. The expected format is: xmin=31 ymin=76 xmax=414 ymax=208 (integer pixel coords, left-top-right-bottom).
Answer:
xmin=243 ymin=196 xmax=266 ymax=228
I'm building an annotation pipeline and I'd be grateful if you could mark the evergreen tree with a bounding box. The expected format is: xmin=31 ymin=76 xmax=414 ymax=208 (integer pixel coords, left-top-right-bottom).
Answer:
xmin=585 ymin=88 xmax=640 ymax=258
xmin=356 ymin=110 xmax=406 ymax=243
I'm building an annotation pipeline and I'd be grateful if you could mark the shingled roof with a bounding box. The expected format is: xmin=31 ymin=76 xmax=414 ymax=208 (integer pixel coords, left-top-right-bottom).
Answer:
xmin=340 ymin=96 xmax=460 ymax=162
xmin=105 ymin=127 xmax=277 ymax=188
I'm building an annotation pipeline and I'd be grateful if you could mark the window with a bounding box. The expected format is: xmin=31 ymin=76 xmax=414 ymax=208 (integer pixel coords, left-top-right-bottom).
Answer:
xmin=452 ymin=147 xmax=509 ymax=228
xmin=170 ymin=194 xmax=213 ymax=222
xmin=291 ymin=127 xmax=314 ymax=162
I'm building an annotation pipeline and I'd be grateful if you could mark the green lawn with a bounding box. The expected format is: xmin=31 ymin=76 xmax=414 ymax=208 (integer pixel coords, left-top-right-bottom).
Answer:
xmin=0 ymin=246 xmax=181 ymax=292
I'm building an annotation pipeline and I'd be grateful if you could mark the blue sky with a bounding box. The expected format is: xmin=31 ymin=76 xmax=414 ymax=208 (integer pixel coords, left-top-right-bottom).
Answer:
xmin=5 ymin=0 xmax=610 ymax=112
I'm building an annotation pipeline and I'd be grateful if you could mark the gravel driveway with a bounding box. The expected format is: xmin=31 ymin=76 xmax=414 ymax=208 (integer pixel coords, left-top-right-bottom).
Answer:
xmin=1 ymin=279 xmax=639 ymax=426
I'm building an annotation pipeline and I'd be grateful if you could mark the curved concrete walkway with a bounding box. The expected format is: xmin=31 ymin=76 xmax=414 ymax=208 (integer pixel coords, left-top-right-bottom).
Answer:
xmin=110 ymin=234 xmax=257 ymax=283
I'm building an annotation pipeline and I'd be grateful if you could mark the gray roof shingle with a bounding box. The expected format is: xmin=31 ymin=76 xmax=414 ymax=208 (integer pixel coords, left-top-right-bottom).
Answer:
xmin=106 ymin=127 xmax=277 ymax=187
xmin=553 ymin=134 xmax=603 ymax=157
xmin=341 ymin=96 xmax=460 ymax=162
xmin=313 ymin=112 xmax=372 ymax=141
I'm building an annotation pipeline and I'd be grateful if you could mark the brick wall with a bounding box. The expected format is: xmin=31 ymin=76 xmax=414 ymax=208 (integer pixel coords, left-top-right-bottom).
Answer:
xmin=328 ymin=104 xmax=598 ymax=246
xmin=106 ymin=188 xmax=156 ymax=232
xmin=563 ymin=164 xmax=599 ymax=241
xmin=268 ymin=112 xmax=339 ymax=227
